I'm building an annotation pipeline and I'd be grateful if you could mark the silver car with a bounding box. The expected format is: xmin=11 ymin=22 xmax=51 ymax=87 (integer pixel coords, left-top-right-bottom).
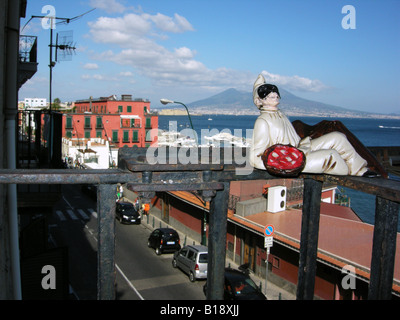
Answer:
xmin=172 ymin=245 xmax=208 ymax=282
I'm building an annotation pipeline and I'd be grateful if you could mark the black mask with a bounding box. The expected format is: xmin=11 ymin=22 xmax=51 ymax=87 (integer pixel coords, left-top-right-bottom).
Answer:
xmin=257 ymin=84 xmax=280 ymax=99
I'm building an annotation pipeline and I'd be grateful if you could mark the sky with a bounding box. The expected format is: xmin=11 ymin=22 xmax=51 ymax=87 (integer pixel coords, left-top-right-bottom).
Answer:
xmin=19 ymin=0 xmax=400 ymax=114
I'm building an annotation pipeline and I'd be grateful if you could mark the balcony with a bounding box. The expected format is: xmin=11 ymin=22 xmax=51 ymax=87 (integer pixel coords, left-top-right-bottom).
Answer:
xmin=18 ymin=35 xmax=38 ymax=89
xmin=1 ymin=146 xmax=400 ymax=300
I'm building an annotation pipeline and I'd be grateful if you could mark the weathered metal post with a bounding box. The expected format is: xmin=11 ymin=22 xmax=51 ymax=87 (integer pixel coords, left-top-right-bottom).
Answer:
xmin=368 ymin=196 xmax=399 ymax=300
xmin=97 ymin=183 xmax=117 ymax=300
xmin=296 ymin=177 xmax=323 ymax=300
xmin=207 ymin=182 xmax=230 ymax=300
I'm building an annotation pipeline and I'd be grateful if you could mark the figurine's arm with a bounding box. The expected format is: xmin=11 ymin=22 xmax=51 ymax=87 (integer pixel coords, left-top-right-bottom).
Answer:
xmin=250 ymin=118 xmax=271 ymax=169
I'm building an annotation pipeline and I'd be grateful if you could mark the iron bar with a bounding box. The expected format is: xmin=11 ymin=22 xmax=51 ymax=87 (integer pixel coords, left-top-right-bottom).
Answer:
xmin=207 ymin=182 xmax=230 ymax=300
xmin=97 ymin=183 xmax=116 ymax=300
xmin=1 ymin=146 xmax=400 ymax=300
xmin=301 ymin=173 xmax=400 ymax=203
xmin=368 ymin=196 xmax=400 ymax=299
xmin=296 ymin=178 xmax=323 ymax=300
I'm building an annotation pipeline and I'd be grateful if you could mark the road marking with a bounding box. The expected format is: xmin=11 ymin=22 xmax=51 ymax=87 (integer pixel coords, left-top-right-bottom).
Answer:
xmin=77 ymin=209 xmax=90 ymax=220
xmin=62 ymin=195 xmax=74 ymax=210
xmin=115 ymin=264 xmax=145 ymax=300
xmin=66 ymin=209 xmax=78 ymax=220
xmin=132 ymin=274 xmax=188 ymax=291
xmin=88 ymin=208 xmax=97 ymax=219
xmin=81 ymin=222 xmax=144 ymax=300
xmin=56 ymin=210 xmax=66 ymax=221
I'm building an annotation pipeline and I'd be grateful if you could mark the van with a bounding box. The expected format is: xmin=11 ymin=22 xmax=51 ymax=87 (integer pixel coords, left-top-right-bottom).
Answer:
xmin=172 ymin=245 xmax=208 ymax=282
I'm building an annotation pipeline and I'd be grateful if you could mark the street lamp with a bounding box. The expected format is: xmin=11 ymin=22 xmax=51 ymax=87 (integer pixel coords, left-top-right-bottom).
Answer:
xmin=160 ymin=99 xmax=197 ymax=145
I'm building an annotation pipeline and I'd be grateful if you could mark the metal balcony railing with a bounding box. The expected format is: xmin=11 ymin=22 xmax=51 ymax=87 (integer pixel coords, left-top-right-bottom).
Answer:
xmin=18 ymin=35 xmax=38 ymax=88
xmin=1 ymin=146 xmax=399 ymax=300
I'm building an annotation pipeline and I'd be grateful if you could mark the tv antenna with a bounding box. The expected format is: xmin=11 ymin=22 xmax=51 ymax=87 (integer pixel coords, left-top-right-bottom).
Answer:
xmin=21 ymin=8 xmax=95 ymax=166
xmin=54 ymin=30 xmax=76 ymax=62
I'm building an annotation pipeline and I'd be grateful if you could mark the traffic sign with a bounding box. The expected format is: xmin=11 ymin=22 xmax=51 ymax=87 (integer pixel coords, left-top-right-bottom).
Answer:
xmin=264 ymin=224 xmax=274 ymax=237
xmin=264 ymin=236 xmax=273 ymax=248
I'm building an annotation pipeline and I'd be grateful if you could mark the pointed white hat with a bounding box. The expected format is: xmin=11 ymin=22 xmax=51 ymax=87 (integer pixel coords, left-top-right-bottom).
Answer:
xmin=253 ymin=74 xmax=266 ymax=106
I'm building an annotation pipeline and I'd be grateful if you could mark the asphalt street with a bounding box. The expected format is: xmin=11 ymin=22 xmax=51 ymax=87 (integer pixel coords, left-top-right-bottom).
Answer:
xmin=49 ymin=184 xmax=205 ymax=300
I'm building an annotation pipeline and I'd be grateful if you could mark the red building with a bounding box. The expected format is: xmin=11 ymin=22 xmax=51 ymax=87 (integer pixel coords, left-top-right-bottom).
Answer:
xmin=148 ymin=179 xmax=400 ymax=300
xmin=62 ymin=94 xmax=158 ymax=148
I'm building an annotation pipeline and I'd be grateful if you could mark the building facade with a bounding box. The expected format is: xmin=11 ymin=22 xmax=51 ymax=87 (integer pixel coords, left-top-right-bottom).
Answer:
xmin=62 ymin=95 xmax=158 ymax=149
xmin=147 ymin=179 xmax=400 ymax=300
xmin=24 ymin=98 xmax=47 ymax=109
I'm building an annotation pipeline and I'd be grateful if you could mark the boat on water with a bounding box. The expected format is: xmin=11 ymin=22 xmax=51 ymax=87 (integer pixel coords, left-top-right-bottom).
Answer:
xmin=157 ymin=130 xmax=251 ymax=148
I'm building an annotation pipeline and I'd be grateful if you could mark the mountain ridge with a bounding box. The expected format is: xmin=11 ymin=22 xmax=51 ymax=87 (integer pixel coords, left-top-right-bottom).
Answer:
xmin=180 ymin=88 xmax=399 ymax=119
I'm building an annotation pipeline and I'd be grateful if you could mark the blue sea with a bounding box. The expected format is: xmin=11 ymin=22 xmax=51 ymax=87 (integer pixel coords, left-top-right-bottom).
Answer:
xmin=159 ymin=114 xmax=400 ymax=230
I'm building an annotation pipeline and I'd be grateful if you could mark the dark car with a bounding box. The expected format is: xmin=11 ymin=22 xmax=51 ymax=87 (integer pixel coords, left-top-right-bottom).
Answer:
xmin=203 ymin=267 xmax=267 ymax=300
xmin=115 ymin=201 xmax=141 ymax=224
xmin=148 ymin=228 xmax=181 ymax=255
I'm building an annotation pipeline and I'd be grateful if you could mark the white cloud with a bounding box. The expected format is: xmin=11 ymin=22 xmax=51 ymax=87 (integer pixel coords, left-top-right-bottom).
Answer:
xmin=89 ymin=0 xmax=127 ymax=14
xmin=119 ymin=71 xmax=133 ymax=77
xmin=143 ymin=13 xmax=194 ymax=33
xmin=261 ymin=71 xmax=328 ymax=92
xmin=86 ymin=10 xmax=327 ymax=95
xmin=83 ymin=63 xmax=99 ymax=69
xmin=81 ymin=73 xmax=116 ymax=81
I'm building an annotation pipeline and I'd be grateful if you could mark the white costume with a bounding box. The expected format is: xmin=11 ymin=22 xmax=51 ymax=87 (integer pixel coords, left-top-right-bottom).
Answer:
xmin=250 ymin=74 xmax=368 ymax=176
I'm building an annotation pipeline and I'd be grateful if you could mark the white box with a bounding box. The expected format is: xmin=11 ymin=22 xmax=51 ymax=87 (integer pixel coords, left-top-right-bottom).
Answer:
xmin=267 ymin=186 xmax=287 ymax=213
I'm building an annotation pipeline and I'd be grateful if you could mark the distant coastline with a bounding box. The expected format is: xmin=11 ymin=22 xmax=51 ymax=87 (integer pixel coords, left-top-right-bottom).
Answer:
xmin=162 ymin=88 xmax=400 ymax=120
xmin=157 ymin=108 xmax=400 ymax=120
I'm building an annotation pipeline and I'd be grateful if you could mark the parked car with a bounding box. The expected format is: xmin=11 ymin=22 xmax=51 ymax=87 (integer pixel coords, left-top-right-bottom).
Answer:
xmin=147 ymin=228 xmax=181 ymax=255
xmin=172 ymin=245 xmax=208 ymax=282
xmin=115 ymin=201 xmax=141 ymax=224
xmin=203 ymin=267 xmax=267 ymax=300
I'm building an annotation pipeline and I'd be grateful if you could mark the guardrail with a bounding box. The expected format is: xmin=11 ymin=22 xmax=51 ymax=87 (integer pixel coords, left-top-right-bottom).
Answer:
xmin=1 ymin=146 xmax=399 ymax=300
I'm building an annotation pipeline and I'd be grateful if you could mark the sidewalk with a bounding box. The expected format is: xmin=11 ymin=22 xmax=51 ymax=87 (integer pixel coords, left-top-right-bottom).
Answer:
xmin=140 ymin=206 xmax=296 ymax=300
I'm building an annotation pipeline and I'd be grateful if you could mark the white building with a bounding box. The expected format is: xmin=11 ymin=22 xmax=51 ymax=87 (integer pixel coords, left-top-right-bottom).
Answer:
xmin=24 ymin=97 xmax=47 ymax=109
xmin=62 ymin=137 xmax=118 ymax=169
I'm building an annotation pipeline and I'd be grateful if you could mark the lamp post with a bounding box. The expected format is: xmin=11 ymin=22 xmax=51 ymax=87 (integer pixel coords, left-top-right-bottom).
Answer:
xmin=160 ymin=99 xmax=197 ymax=145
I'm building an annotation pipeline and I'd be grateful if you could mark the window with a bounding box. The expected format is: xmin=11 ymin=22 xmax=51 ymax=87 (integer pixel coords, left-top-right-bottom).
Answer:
xmin=187 ymin=250 xmax=196 ymax=262
xmin=121 ymin=118 xmax=130 ymax=128
xmin=112 ymin=130 xmax=118 ymax=143
xmin=132 ymin=130 xmax=138 ymax=142
xmin=179 ymin=248 xmax=188 ymax=257
xmin=145 ymin=118 xmax=151 ymax=128
xmin=96 ymin=116 xmax=103 ymax=128
xmin=272 ymin=257 xmax=280 ymax=269
xmin=123 ymin=130 xmax=129 ymax=143
xmin=84 ymin=116 xmax=91 ymax=129
xmin=131 ymin=119 xmax=140 ymax=128
xmin=96 ymin=131 xmax=102 ymax=138
xmin=66 ymin=131 xmax=72 ymax=138
xmin=118 ymin=105 xmax=123 ymax=113
xmin=85 ymin=131 xmax=91 ymax=139
xmin=144 ymin=106 xmax=147 ymax=114
xmin=127 ymin=105 xmax=132 ymax=113
xmin=66 ymin=117 xmax=72 ymax=129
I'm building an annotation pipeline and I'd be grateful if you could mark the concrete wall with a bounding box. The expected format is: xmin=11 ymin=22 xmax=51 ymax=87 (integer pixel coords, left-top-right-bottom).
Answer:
xmin=236 ymin=197 xmax=267 ymax=217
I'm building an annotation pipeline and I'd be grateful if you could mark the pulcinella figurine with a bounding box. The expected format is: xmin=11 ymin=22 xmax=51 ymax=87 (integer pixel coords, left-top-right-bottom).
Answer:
xmin=249 ymin=73 xmax=384 ymax=178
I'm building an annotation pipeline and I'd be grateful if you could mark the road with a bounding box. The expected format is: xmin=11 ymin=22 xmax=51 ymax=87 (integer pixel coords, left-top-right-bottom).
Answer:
xmin=49 ymin=184 xmax=206 ymax=300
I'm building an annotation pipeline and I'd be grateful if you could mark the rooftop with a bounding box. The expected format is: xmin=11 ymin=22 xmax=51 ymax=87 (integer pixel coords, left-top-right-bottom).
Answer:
xmin=168 ymin=189 xmax=400 ymax=294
